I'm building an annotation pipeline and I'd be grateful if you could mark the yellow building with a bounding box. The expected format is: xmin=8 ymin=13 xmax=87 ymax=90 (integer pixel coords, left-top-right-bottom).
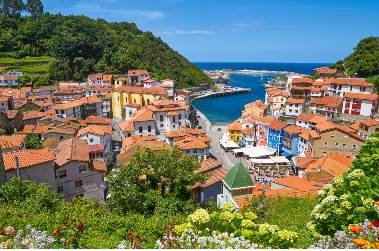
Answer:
xmin=112 ymin=86 xmax=168 ymax=119
xmin=269 ymin=91 xmax=289 ymax=109
xmin=228 ymin=122 xmax=242 ymax=145
xmin=114 ymin=77 xmax=131 ymax=88
xmin=241 ymin=100 xmax=268 ymax=117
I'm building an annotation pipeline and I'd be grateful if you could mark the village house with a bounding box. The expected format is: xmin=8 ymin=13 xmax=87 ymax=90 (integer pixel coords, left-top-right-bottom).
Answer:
xmin=241 ymin=127 xmax=255 ymax=147
xmin=319 ymin=68 xmax=337 ymax=79
xmin=7 ymin=70 xmax=23 ymax=77
xmin=24 ymin=86 xmax=59 ymax=97
xmin=282 ymin=125 xmax=309 ymax=157
xmin=0 ymin=96 xmax=13 ymax=112
xmin=53 ymin=88 xmax=85 ymax=104
xmin=0 ymin=76 xmax=19 ymax=85
xmin=0 ymin=134 xmax=26 ymax=153
xmin=217 ymin=162 xmax=255 ymax=210
xmin=342 ymin=93 xmax=379 ymax=117
xmin=161 ymin=79 xmax=175 ymax=98
xmin=87 ymin=73 xmax=112 ymax=85
xmin=38 ymin=115 xmax=78 ymax=126
xmin=3 ymin=149 xmax=56 ymax=189
xmin=2 ymin=110 xmax=23 ymax=131
xmin=22 ymin=111 xmax=46 ymax=125
xmin=228 ymin=122 xmax=242 ymax=146
xmin=253 ymin=116 xmax=275 ymax=147
xmin=296 ymin=113 xmax=328 ymax=130
xmin=111 ymin=86 xmax=168 ymax=119
xmin=164 ymin=126 xmax=212 ymax=147
xmin=174 ymin=90 xmax=191 ymax=106
xmin=128 ymin=70 xmax=150 ymax=84
xmin=94 ymin=92 xmax=112 ymax=117
xmin=130 ymin=107 xmax=156 ymax=137
xmin=83 ymin=115 xmax=112 ymax=126
xmin=264 ymin=88 xmax=281 ymax=105
xmin=309 ymin=121 xmax=366 ymax=157
xmin=76 ymin=125 xmax=112 ymax=166
xmin=297 ymin=131 xmax=312 ymax=157
xmin=268 ymin=91 xmax=289 ymax=109
xmin=267 ymin=120 xmax=289 ymax=151
xmin=54 ymin=138 xmax=106 ymax=202
xmin=85 ymin=85 xmax=114 ymax=97
xmin=327 ymin=79 xmax=373 ymax=98
xmin=147 ymin=99 xmax=189 ymax=133
xmin=241 ymin=100 xmax=268 ymax=117
xmin=175 ymin=136 xmax=210 ymax=160
xmin=191 ymin=158 xmax=228 ymax=203
xmin=289 ymin=78 xmax=313 ymax=99
xmin=313 ymin=67 xmax=330 ymax=75
xmin=310 ymin=80 xmax=329 ymax=98
xmin=309 ymin=96 xmax=343 ymax=119
xmin=44 ymin=125 xmax=78 ymax=142
xmin=285 ymin=73 xmax=303 ymax=93
xmin=52 ymin=97 xmax=102 ymax=119
xmin=357 ymin=120 xmax=379 ymax=139
xmin=285 ymin=98 xmax=306 ymax=117
xmin=114 ymin=77 xmax=131 ymax=89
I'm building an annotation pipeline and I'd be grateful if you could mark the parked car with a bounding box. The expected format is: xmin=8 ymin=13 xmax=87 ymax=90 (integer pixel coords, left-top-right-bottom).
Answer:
xmin=197 ymin=115 xmax=200 ymax=118
xmin=198 ymin=126 xmax=202 ymax=129
xmin=114 ymin=143 xmax=119 ymax=149
xmin=217 ymin=127 xmax=222 ymax=131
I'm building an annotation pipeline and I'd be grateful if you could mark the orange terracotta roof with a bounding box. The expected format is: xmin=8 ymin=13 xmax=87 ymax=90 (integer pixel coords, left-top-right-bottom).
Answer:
xmin=349 ymin=122 xmax=361 ymax=131
xmin=271 ymin=91 xmax=289 ymax=98
xmin=193 ymin=167 xmax=228 ymax=188
xmin=309 ymin=130 xmax=320 ymax=139
xmin=85 ymin=85 xmax=114 ymax=90
xmin=142 ymin=78 xmax=159 ymax=83
xmin=286 ymin=98 xmax=305 ymax=104
xmin=94 ymin=92 xmax=112 ymax=98
xmin=0 ymin=139 xmax=16 ymax=149
xmin=175 ymin=136 xmax=209 ymax=150
xmin=3 ymin=149 xmax=55 ymax=171
xmin=292 ymin=78 xmax=313 ymax=84
xmin=117 ymin=141 xmax=170 ymax=165
xmin=77 ymin=124 xmax=112 ymax=137
xmin=325 ymin=78 xmax=373 ymax=87
xmin=124 ymin=103 xmax=141 ymax=108
xmin=181 ymin=126 xmax=206 ymax=135
xmin=272 ymin=176 xmax=325 ymax=191
xmin=321 ymin=87 xmax=329 ymax=91
xmin=55 ymin=138 xmax=89 ymax=167
xmin=166 ymin=111 xmax=179 ymax=116
xmin=5 ymin=110 xmax=19 ymax=119
xmin=195 ymin=158 xmax=223 ymax=174
xmin=42 ymin=139 xmax=60 ymax=149
xmin=128 ymin=70 xmax=149 ymax=76
xmin=244 ymin=100 xmax=268 ymax=110
xmin=306 ymin=157 xmax=348 ymax=177
xmin=132 ymin=108 xmax=155 ymax=122
xmin=0 ymin=135 xmax=26 ymax=148
xmin=122 ymin=135 xmax=159 ymax=151
xmin=360 ymin=119 xmax=379 ymax=127
xmin=299 ymin=131 xmax=310 ymax=141
xmin=32 ymin=124 xmax=52 ymax=134
xmin=84 ymin=115 xmax=112 ymax=125
xmin=22 ymin=111 xmax=46 ymax=120
xmin=241 ymin=127 xmax=255 ymax=135
xmin=228 ymin=122 xmax=242 ymax=131
xmin=329 ymin=152 xmax=354 ymax=166
xmin=344 ymin=92 xmax=378 ymax=101
xmin=297 ymin=113 xmax=315 ymax=122
xmin=269 ymin=120 xmax=288 ymax=130
xmin=298 ymin=156 xmax=317 ymax=169
xmin=102 ymin=75 xmax=112 ymax=81
xmin=309 ymin=115 xmax=328 ymax=124
xmin=17 ymin=125 xmax=36 ymax=134
xmin=115 ymin=86 xmax=167 ymax=95
xmin=320 ymin=68 xmax=337 ymax=74
xmin=315 ymin=121 xmax=338 ymax=132
xmin=118 ymin=120 xmax=134 ymax=133
xmin=197 ymin=134 xmax=213 ymax=143
xmin=257 ymin=116 xmax=276 ymax=124
xmin=93 ymin=160 xmax=107 ymax=172
xmin=242 ymin=118 xmax=256 ymax=124
xmin=284 ymin=125 xmax=309 ymax=134
xmin=45 ymin=127 xmax=76 ymax=135
xmin=310 ymin=96 xmax=343 ymax=108
xmin=164 ymin=130 xmax=187 ymax=138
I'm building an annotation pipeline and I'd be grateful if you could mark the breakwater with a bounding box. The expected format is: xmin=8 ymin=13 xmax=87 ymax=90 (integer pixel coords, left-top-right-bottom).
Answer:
xmin=223 ymin=69 xmax=297 ymax=75
xmin=192 ymin=87 xmax=252 ymax=100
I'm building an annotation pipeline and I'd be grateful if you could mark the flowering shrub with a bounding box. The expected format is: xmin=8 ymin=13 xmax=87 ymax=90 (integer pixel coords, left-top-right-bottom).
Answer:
xmin=309 ymin=135 xmax=379 ymax=236
xmin=309 ymin=219 xmax=379 ymax=249
xmin=169 ymin=203 xmax=298 ymax=248
xmin=1 ymin=225 xmax=56 ymax=249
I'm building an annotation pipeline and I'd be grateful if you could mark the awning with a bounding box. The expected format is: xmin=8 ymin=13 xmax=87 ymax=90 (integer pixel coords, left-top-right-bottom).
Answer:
xmin=238 ymin=140 xmax=245 ymax=147
xmin=281 ymin=151 xmax=291 ymax=157
xmin=269 ymin=156 xmax=290 ymax=163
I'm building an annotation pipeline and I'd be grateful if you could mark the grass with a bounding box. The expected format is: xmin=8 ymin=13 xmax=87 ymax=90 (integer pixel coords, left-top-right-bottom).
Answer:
xmin=0 ymin=56 xmax=53 ymax=65
xmin=241 ymin=195 xmax=318 ymax=248
xmin=7 ymin=64 xmax=48 ymax=73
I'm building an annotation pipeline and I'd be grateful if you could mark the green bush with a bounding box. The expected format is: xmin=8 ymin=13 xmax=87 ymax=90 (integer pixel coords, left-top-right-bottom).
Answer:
xmin=24 ymin=135 xmax=43 ymax=149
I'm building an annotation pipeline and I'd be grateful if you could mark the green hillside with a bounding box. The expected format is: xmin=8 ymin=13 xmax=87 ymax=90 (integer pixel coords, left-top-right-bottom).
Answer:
xmin=0 ymin=14 xmax=212 ymax=88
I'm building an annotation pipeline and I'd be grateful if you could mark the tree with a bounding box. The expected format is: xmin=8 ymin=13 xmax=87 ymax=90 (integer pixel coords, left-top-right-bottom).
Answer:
xmin=24 ymin=135 xmax=43 ymax=149
xmin=25 ymin=0 xmax=43 ymax=15
xmin=0 ymin=0 xmax=25 ymax=18
xmin=106 ymin=146 xmax=207 ymax=214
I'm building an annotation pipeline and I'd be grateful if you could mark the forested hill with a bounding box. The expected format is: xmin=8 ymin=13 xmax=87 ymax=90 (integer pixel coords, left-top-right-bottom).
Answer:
xmin=330 ymin=36 xmax=379 ymax=77
xmin=0 ymin=14 xmax=212 ymax=88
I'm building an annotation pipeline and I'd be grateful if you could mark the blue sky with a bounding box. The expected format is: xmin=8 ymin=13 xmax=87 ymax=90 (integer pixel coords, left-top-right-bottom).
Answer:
xmin=42 ymin=0 xmax=378 ymax=63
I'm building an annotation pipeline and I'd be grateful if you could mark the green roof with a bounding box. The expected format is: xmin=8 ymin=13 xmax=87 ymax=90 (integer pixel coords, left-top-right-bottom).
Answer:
xmin=223 ymin=162 xmax=255 ymax=189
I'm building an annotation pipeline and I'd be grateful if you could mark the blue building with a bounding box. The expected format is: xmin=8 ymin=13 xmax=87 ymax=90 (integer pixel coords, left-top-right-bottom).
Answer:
xmin=282 ymin=125 xmax=309 ymax=157
xmin=191 ymin=158 xmax=228 ymax=203
xmin=267 ymin=120 xmax=290 ymax=152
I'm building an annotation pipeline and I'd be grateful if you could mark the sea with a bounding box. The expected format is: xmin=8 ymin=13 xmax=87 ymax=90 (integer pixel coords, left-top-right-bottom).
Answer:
xmin=192 ymin=62 xmax=333 ymax=125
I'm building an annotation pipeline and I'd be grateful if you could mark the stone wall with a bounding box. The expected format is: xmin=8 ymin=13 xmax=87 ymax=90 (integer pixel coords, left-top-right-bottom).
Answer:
xmin=44 ymin=132 xmax=75 ymax=142
xmin=333 ymin=113 xmax=372 ymax=127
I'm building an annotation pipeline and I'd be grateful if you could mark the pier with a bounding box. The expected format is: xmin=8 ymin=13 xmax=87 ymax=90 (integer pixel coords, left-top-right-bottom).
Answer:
xmin=222 ymin=69 xmax=296 ymax=76
xmin=191 ymin=87 xmax=252 ymax=100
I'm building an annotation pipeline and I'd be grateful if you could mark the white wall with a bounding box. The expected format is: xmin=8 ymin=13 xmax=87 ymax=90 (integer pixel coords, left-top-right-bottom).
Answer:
xmin=133 ymin=120 xmax=156 ymax=136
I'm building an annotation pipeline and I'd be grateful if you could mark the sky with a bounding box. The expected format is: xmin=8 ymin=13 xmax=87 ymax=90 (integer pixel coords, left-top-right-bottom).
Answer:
xmin=41 ymin=0 xmax=379 ymax=63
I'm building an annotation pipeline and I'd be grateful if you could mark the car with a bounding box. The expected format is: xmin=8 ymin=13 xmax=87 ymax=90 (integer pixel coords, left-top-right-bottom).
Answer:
xmin=212 ymin=90 xmax=216 ymax=92
xmin=197 ymin=126 xmax=202 ymax=129
xmin=217 ymin=127 xmax=222 ymax=131
xmin=197 ymin=115 xmax=200 ymax=118
xmin=114 ymin=143 xmax=119 ymax=149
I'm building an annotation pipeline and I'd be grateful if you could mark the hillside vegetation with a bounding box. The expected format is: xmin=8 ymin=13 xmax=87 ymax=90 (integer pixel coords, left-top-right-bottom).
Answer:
xmin=0 ymin=14 xmax=212 ymax=88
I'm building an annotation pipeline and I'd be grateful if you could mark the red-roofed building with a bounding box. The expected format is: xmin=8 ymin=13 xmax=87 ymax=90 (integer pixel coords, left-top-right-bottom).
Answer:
xmin=342 ymin=92 xmax=379 ymax=117
xmin=242 ymin=100 xmax=268 ymax=117
xmin=285 ymin=98 xmax=306 ymax=117
xmin=267 ymin=120 xmax=289 ymax=150
xmin=327 ymin=78 xmax=373 ymax=98
xmin=309 ymin=96 xmax=343 ymax=119
xmin=296 ymin=113 xmax=328 ymax=130
xmin=320 ymin=68 xmax=337 ymax=79
xmin=290 ymin=78 xmax=314 ymax=99
xmin=358 ymin=119 xmax=379 ymax=139
xmin=85 ymin=85 xmax=113 ymax=97
xmin=128 ymin=70 xmax=150 ymax=84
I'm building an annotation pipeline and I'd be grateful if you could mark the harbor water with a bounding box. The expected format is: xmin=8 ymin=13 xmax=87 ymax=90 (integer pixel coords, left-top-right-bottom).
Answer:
xmin=192 ymin=62 xmax=332 ymax=125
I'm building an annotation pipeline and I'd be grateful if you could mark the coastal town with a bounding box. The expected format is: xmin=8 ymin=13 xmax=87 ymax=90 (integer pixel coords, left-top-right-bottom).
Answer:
xmin=0 ymin=65 xmax=374 ymax=212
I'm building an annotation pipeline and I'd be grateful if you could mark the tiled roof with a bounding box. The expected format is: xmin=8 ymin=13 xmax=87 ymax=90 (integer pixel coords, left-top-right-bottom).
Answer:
xmin=349 ymin=122 xmax=361 ymax=131
xmin=360 ymin=119 xmax=379 ymax=127
xmin=164 ymin=130 xmax=187 ymax=138
xmin=77 ymin=125 xmax=112 ymax=137
xmin=329 ymin=152 xmax=354 ymax=166
xmin=0 ymin=134 xmax=26 ymax=147
xmin=284 ymin=125 xmax=309 ymax=134
xmin=269 ymin=120 xmax=288 ymax=130
xmin=39 ymin=115 xmax=78 ymax=123
xmin=242 ymin=118 xmax=256 ymax=124
xmin=166 ymin=111 xmax=179 ymax=116
xmin=180 ymin=126 xmax=206 ymax=135
xmin=0 ymin=139 xmax=16 ymax=149
xmin=193 ymin=167 xmax=228 ymax=188
xmin=115 ymin=86 xmax=167 ymax=95
xmin=17 ymin=125 xmax=36 ymax=134
xmin=55 ymin=138 xmax=89 ymax=166
xmin=94 ymin=92 xmax=112 ymax=98
xmin=92 ymin=160 xmax=107 ymax=172
xmin=306 ymin=157 xmax=348 ymax=178
xmin=271 ymin=176 xmax=324 ymax=191
xmin=310 ymin=96 xmax=343 ymax=108
xmin=3 ymin=149 xmax=55 ymax=171
xmin=5 ymin=110 xmax=19 ymax=119
xmin=78 ymin=97 xmax=102 ymax=104
xmin=122 ymin=135 xmax=159 ymax=151
xmin=257 ymin=116 xmax=276 ymax=124
xmin=271 ymin=91 xmax=289 ymax=98
xmin=325 ymin=79 xmax=373 ymax=87
xmin=128 ymin=70 xmax=149 ymax=76
xmin=244 ymin=100 xmax=268 ymax=110
xmin=23 ymin=111 xmax=46 ymax=120
xmin=124 ymin=103 xmax=141 ymax=108
xmin=292 ymin=78 xmax=313 ymax=84
xmin=286 ymin=98 xmax=305 ymax=104
xmin=42 ymin=139 xmax=60 ymax=149
xmin=132 ymin=108 xmax=155 ymax=122
xmin=32 ymin=124 xmax=52 ymax=134
xmin=45 ymin=127 xmax=76 ymax=135
xmin=175 ymin=136 xmax=209 ymax=150
xmin=228 ymin=122 xmax=242 ymax=131
xmin=102 ymin=75 xmax=112 ymax=81
xmin=195 ymin=158 xmax=223 ymax=174
xmin=308 ymin=115 xmax=328 ymax=124
xmin=308 ymin=130 xmax=320 ymax=139
xmin=84 ymin=115 xmax=112 ymax=125
xmin=297 ymin=113 xmax=315 ymax=121
xmin=298 ymin=156 xmax=317 ymax=169
xmin=118 ymin=120 xmax=134 ymax=132
xmin=344 ymin=92 xmax=378 ymax=101
xmin=223 ymin=162 xmax=255 ymax=189
xmin=315 ymin=121 xmax=338 ymax=132
xmin=39 ymin=86 xmax=59 ymax=92
xmin=320 ymin=68 xmax=337 ymax=74
xmin=151 ymin=99 xmax=179 ymax=106
xmin=142 ymin=78 xmax=159 ymax=83
xmin=241 ymin=128 xmax=255 ymax=135
xmin=299 ymin=131 xmax=310 ymax=141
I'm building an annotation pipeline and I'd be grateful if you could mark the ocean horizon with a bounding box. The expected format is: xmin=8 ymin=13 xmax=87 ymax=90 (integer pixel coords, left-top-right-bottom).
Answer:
xmin=192 ymin=62 xmax=332 ymax=125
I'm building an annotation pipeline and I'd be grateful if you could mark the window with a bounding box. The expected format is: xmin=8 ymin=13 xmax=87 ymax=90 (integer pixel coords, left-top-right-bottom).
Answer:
xmin=324 ymin=142 xmax=328 ymax=146
xmin=59 ymin=170 xmax=66 ymax=178
xmin=160 ymin=124 xmax=163 ymax=128
xmin=269 ymin=142 xmax=272 ymax=146
xmin=90 ymin=139 xmax=94 ymax=143
xmin=127 ymin=133 xmax=131 ymax=137
xmin=343 ymin=144 xmax=346 ymax=148
xmin=289 ymin=109 xmax=292 ymax=112
xmin=79 ymin=165 xmax=86 ymax=173
xmin=331 ymin=133 xmax=335 ymax=138
xmin=274 ymin=137 xmax=277 ymax=141
xmin=295 ymin=110 xmax=298 ymax=113
xmin=60 ymin=136 xmax=64 ymax=140
xmin=200 ymin=149 xmax=204 ymax=153
xmin=232 ymin=131 xmax=235 ymax=134
xmin=335 ymin=143 xmax=339 ymax=147
xmin=57 ymin=186 xmax=63 ymax=193
xmin=148 ymin=126 xmax=151 ymax=132
xmin=231 ymin=136 xmax=234 ymax=139
xmin=274 ymin=144 xmax=277 ymax=148
xmin=147 ymin=99 xmax=150 ymax=105
xmin=179 ymin=114 xmax=182 ymax=120
xmin=173 ymin=116 xmax=176 ymax=122
xmin=75 ymin=180 xmax=83 ymax=188
xmin=281 ymin=98 xmax=283 ymax=101
xmin=139 ymin=127 xmax=142 ymax=133
xmin=352 ymin=144 xmax=357 ymax=149
xmin=269 ymin=136 xmax=273 ymax=140
xmin=134 ymin=99 xmax=136 ymax=103
xmin=186 ymin=150 xmax=190 ymax=154
xmin=323 ymin=152 xmax=327 ymax=157
xmin=344 ymin=134 xmax=348 ymax=138
xmin=237 ymin=137 xmax=240 ymax=140
xmin=193 ymin=149 xmax=197 ymax=153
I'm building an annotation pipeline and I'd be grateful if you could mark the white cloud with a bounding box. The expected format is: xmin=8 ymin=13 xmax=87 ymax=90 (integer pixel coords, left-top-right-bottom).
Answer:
xmin=72 ymin=4 xmax=166 ymax=20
